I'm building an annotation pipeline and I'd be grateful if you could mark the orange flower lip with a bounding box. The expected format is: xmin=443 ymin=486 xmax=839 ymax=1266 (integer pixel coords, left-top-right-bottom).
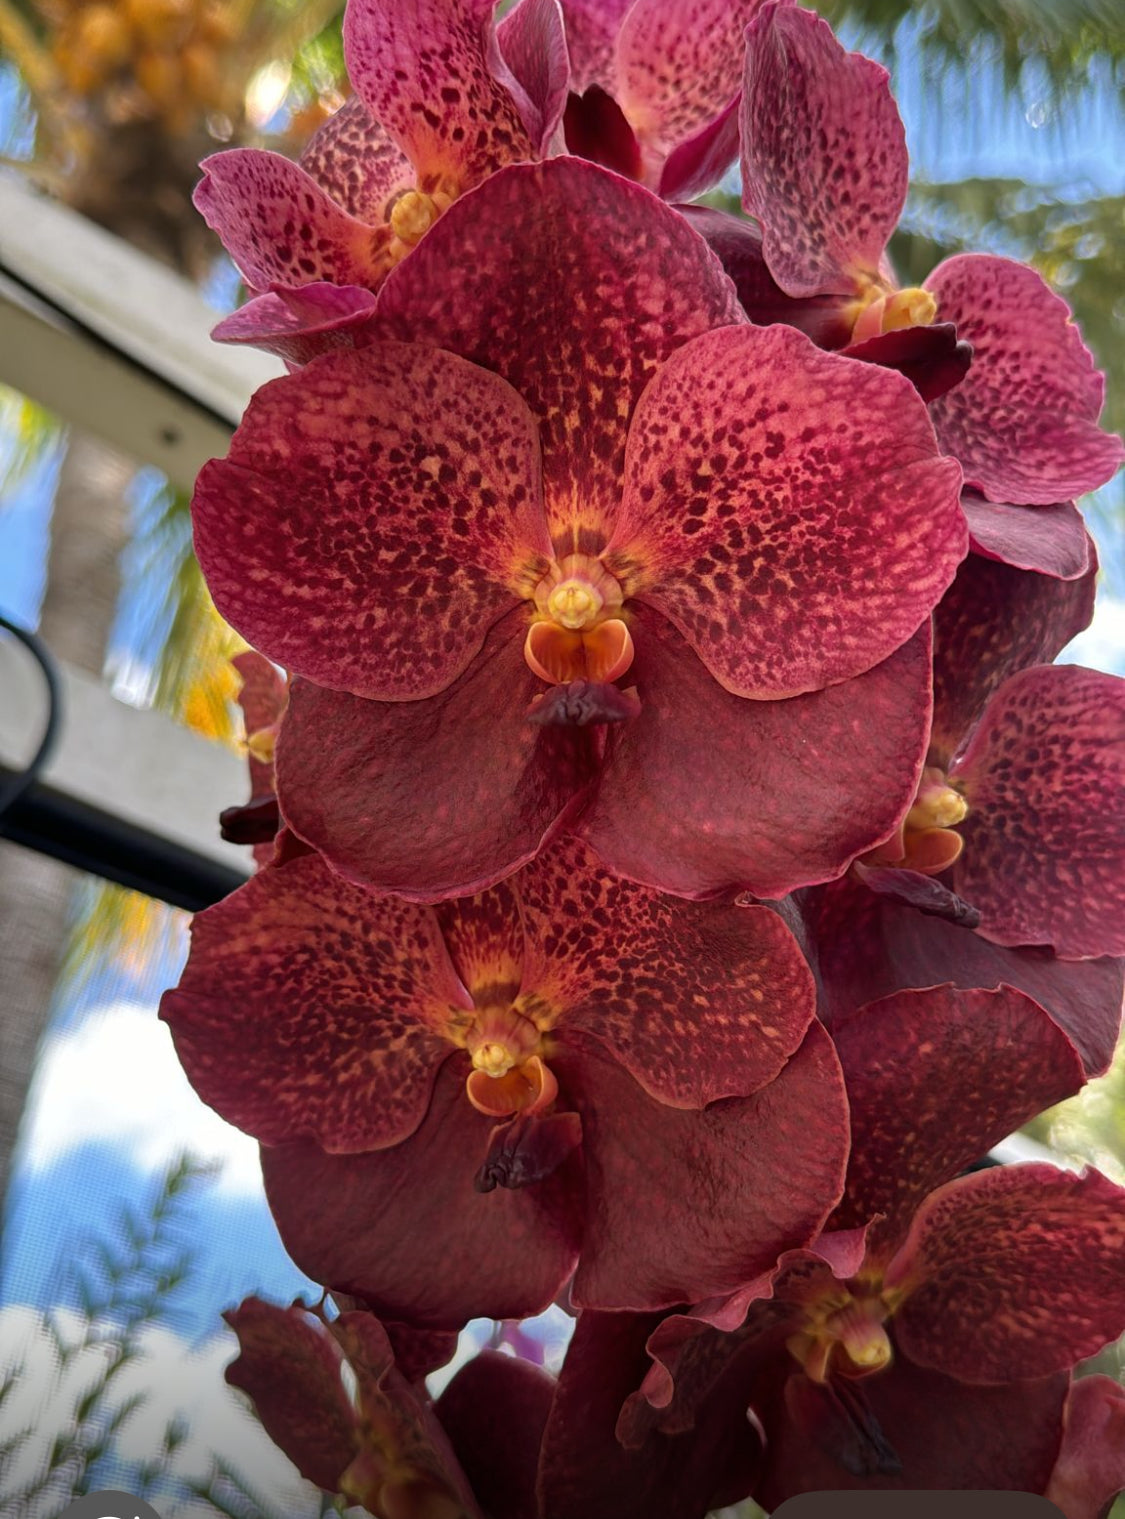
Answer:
xmin=526 ymin=555 xmax=633 ymax=685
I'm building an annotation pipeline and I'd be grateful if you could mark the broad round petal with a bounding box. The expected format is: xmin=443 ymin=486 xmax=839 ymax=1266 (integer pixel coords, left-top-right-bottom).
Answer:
xmin=563 ymin=1021 xmax=848 ymax=1310
xmin=806 ymin=874 xmax=1124 ymax=1079
xmin=277 ymin=610 xmax=600 ymax=900
xmin=1046 ymin=1376 xmax=1125 ymax=1519
xmin=950 ymin=664 xmax=1125 ymax=956
xmin=300 ymin=94 xmax=415 ymax=222
xmin=343 ymin=0 xmax=534 ymax=190
xmin=928 ymin=254 xmax=1124 ymax=504
xmin=962 ymin=496 xmax=1093 ymax=579
xmin=193 ymin=344 xmax=549 ymax=700
xmin=581 ymin=607 xmax=932 ymax=899
xmin=931 ymin=547 xmax=1097 ymax=767
xmin=194 ymin=149 xmax=389 ymax=291
xmin=609 ymin=324 xmax=964 ymax=696
xmin=261 ymin=1057 xmax=583 ymax=1328
xmin=830 ymin=986 xmax=1086 ymax=1257
xmin=516 ymin=837 xmax=815 ymax=1105
xmin=374 ymin=158 xmax=744 ymax=548
xmin=160 ymin=853 xmax=463 ymax=1151
xmin=741 ymin=3 xmax=906 ymax=297
xmin=888 ymin=1165 xmax=1125 ymax=1383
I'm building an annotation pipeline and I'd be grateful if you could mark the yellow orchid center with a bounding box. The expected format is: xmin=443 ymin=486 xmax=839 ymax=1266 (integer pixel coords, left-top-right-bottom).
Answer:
xmin=245 ymin=725 xmax=277 ymax=766
xmin=862 ymin=764 xmax=969 ymax=876
xmin=846 ymin=280 xmax=938 ymax=344
xmin=524 ymin=554 xmax=634 ymax=686
xmin=882 ymin=285 xmax=938 ymax=332
xmin=787 ymin=1285 xmax=897 ymax=1384
xmin=459 ymin=1000 xmax=558 ymax=1119
xmin=389 ymin=189 xmax=442 ymax=245
xmin=906 ymin=771 xmax=969 ymax=832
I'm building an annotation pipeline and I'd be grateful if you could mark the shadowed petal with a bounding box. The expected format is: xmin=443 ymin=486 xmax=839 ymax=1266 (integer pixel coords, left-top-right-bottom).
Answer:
xmin=343 ymin=0 xmax=534 ymax=191
xmin=927 ymin=254 xmax=1125 ymax=504
xmin=194 ymin=149 xmax=390 ymax=291
xmin=261 ymin=1057 xmax=583 ymax=1328
xmin=961 ymin=496 xmax=1093 ymax=580
xmin=277 ymin=609 xmax=600 ymax=899
xmin=829 ymin=987 xmax=1086 ymax=1257
xmin=741 ymin=3 xmax=906 ymax=297
xmin=1046 ymin=1376 xmax=1125 ymax=1519
xmin=517 ymin=837 xmax=815 ymax=1105
xmin=610 ymin=324 xmax=964 ymax=696
xmin=497 ymin=0 xmax=570 ymax=154
xmin=950 ymin=664 xmax=1125 ymax=956
xmin=888 ymin=1165 xmax=1125 ymax=1383
xmin=436 ymin=1352 xmax=555 ymax=1519
xmin=562 ymin=1022 xmax=847 ymax=1310
xmin=300 ymin=94 xmax=415 ymax=221
xmin=806 ymin=875 xmax=1124 ymax=1079
xmin=843 ymin=323 xmax=972 ymax=404
xmin=193 ymin=344 xmax=549 ymax=700
xmin=658 ymin=95 xmax=741 ymax=200
xmin=931 ymin=549 xmax=1097 ymax=767
xmin=160 ymin=853 xmax=463 ymax=1151
xmin=582 ymin=607 xmax=932 ymax=899
xmin=374 ymin=158 xmax=743 ymax=546
xmin=210 ymin=284 xmax=379 ymax=366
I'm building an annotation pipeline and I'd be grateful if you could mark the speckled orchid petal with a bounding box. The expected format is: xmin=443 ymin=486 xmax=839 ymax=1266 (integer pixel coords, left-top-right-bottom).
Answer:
xmin=261 ymin=1057 xmax=582 ymax=1329
xmin=927 ymin=254 xmax=1125 ymax=503
xmin=887 ymin=1165 xmax=1125 ymax=1383
xmin=1046 ymin=1376 xmax=1125 ymax=1519
xmin=560 ymin=0 xmax=633 ymax=91
xmin=194 ymin=150 xmax=390 ymax=291
xmin=614 ymin=0 xmax=763 ymax=162
xmin=609 ymin=325 xmax=963 ymax=696
xmin=561 ymin=1021 xmax=848 ymax=1310
xmin=231 ymin=651 xmax=285 ymax=803
xmin=582 ymin=607 xmax=931 ymax=899
xmin=224 ymin=1298 xmax=359 ymax=1493
xmin=741 ymin=3 xmax=906 ymax=298
xmin=436 ymin=1352 xmax=555 ymax=1519
xmin=193 ymin=344 xmax=549 ymax=701
xmin=961 ymin=496 xmax=1093 ymax=580
xmin=496 ymin=0 xmax=570 ymax=154
xmin=373 ymin=158 xmax=743 ymax=547
xmin=752 ymin=1353 xmax=1068 ymax=1502
xmin=210 ymin=284 xmax=379 ymax=366
xmin=300 ymin=94 xmax=415 ymax=222
xmin=435 ymin=882 xmax=524 ymax=1004
xmin=829 ymin=987 xmax=1085 ymax=1258
xmin=930 ymin=549 xmax=1096 ymax=766
xmin=516 ymin=837 xmax=814 ymax=1105
xmin=343 ymin=0 xmax=534 ymax=194
xmin=949 ymin=664 xmax=1125 ymax=956
xmin=160 ymin=853 xmax=464 ymax=1151
xmin=807 ymin=875 xmax=1124 ymax=1079
xmin=277 ymin=611 xmax=600 ymax=900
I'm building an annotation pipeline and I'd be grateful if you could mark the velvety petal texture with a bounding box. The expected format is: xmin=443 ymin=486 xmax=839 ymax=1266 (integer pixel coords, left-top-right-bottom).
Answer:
xmin=950 ymin=664 xmax=1125 ymax=956
xmin=961 ymin=496 xmax=1093 ymax=580
xmin=927 ymin=254 xmax=1124 ymax=504
xmin=741 ymin=2 xmax=906 ymax=297
xmin=887 ymin=1165 xmax=1125 ymax=1384
xmin=1046 ymin=1376 xmax=1125 ymax=1519
xmin=192 ymin=344 xmax=549 ymax=700
xmin=608 ymin=323 xmax=965 ymax=696
xmin=160 ymin=853 xmax=464 ymax=1151
xmin=210 ymin=284 xmax=378 ymax=366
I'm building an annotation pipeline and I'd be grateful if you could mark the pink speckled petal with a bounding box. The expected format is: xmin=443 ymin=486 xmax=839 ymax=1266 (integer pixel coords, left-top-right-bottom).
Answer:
xmin=497 ymin=0 xmax=570 ymax=154
xmin=950 ymin=664 xmax=1125 ymax=956
xmin=160 ymin=853 xmax=464 ymax=1151
xmin=741 ymin=3 xmax=907 ymax=297
xmin=516 ymin=837 xmax=815 ymax=1106
xmin=609 ymin=325 xmax=965 ymax=696
xmin=300 ymin=94 xmax=415 ymax=222
xmin=277 ymin=610 xmax=601 ymax=901
xmin=615 ymin=0 xmax=764 ymax=160
xmin=343 ymin=0 xmax=534 ymax=193
xmin=373 ymin=158 xmax=743 ymax=548
xmin=928 ymin=254 xmax=1125 ymax=503
xmin=961 ymin=495 xmax=1093 ymax=579
xmin=888 ymin=1165 xmax=1125 ymax=1383
xmin=581 ymin=608 xmax=932 ymax=899
xmin=1046 ymin=1376 xmax=1125 ymax=1519
xmin=262 ymin=1057 xmax=583 ymax=1329
xmin=931 ymin=548 xmax=1096 ymax=766
xmin=658 ymin=94 xmax=740 ymax=199
xmin=193 ymin=149 xmax=390 ymax=291
xmin=211 ymin=285 xmax=378 ymax=366
xmin=830 ymin=986 xmax=1085 ymax=1259
xmin=192 ymin=344 xmax=549 ymax=700
xmin=558 ymin=0 xmax=632 ymax=91
xmin=563 ymin=1021 xmax=847 ymax=1310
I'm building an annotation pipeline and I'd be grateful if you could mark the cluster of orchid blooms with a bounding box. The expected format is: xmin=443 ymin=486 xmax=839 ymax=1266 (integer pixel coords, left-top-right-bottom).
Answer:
xmin=158 ymin=0 xmax=1125 ymax=1512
